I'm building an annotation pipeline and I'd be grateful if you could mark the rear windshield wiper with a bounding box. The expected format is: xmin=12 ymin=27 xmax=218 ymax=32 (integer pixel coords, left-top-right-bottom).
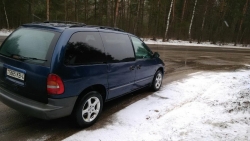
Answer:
xmin=11 ymin=54 xmax=47 ymax=62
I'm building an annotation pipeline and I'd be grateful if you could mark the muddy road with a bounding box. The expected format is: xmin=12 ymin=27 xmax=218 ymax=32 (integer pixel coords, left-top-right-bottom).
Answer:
xmin=0 ymin=42 xmax=250 ymax=140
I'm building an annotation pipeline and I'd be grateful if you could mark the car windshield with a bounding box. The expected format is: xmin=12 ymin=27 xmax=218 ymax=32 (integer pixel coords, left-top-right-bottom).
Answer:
xmin=0 ymin=28 xmax=57 ymax=63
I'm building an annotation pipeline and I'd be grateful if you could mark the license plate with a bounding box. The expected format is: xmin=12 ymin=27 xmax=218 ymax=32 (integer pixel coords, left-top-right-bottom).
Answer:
xmin=6 ymin=68 xmax=25 ymax=81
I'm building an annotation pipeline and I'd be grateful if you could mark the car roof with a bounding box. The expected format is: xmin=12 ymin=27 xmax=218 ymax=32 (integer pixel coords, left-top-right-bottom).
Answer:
xmin=21 ymin=21 xmax=127 ymax=34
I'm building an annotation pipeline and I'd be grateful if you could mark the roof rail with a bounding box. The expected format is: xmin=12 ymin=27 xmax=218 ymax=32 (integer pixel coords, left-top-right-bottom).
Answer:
xmin=43 ymin=21 xmax=86 ymax=25
xmin=30 ymin=21 xmax=124 ymax=32
xmin=85 ymin=25 xmax=124 ymax=32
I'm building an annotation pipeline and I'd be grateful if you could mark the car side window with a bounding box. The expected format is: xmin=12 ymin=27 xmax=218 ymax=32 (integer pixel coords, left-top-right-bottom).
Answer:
xmin=100 ymin=32 xmax=135 ymax=63
xmin=64 ymin=32 xmax=105 ymax=65
xmin=130 ymin=36 xmax=153 ymax=59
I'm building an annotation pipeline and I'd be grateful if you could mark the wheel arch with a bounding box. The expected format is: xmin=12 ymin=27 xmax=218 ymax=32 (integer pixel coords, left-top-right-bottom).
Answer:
xmin=157 ymin=67 xmax=164 ymax=75
xmin=72 ymin=84 xmax=107 ymax=112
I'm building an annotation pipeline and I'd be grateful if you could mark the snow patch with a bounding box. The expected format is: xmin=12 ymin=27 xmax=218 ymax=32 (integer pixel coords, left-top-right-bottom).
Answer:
xmin=27 ymin=135 xmax=51 ymax=141
xmin=143 ymin=38 xmax=250 ymax=49
xmin=0 ymin=29 xmax=12 ymax=36
xmin=64 ymin=70 xmax=250 ymax=141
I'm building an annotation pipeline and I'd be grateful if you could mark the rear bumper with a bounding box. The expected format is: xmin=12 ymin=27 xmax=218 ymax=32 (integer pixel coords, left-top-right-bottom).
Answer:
xmin=0 ymin=87 xmax=77 ymax=120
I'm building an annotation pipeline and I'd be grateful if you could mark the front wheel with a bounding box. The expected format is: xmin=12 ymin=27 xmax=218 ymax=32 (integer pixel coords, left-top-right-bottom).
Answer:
xmin=74 ymin=91 xmax=103 ymax=128
xmin=151 ymin=70 xmax=163 ymax=91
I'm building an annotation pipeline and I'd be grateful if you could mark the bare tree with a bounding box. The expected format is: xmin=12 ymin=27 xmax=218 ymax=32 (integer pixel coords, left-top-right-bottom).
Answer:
xmin=114 ymin=0 xmax=119 ymax=27
xmin=2 ymin=0 xmax=9 ymax=29
xmin=172 ymin=0 xmax=175 ymax=22
xmin=75 ymin=0 xmax=78 ymax=22
xmin=163 ymin=0 xmax=174 ymax=42
xmin=177 ymin=0 xmax=187 ymax=39
xmin=212 ymin=0 xmax=227 ymax=44
xmin=126 ymin=0 xmax=131 ymax=31
xmin=47 ymin=0 xmax=49 ymax=21
xmin=198 ymin=0 xmax=209 ymax=43
xmin=106 ymin=0 xmax=109 ymax=25
xmin=140 ymin=0 xmax=145 ymax=36
xmin=235 ymin=0 xmax=249 ymax=45
xmin=64 ymin=0 xmax=67 ymax=21
xmin=134 ymin=0 xmax=141 ymax=34
xmin=189 ymin=0 xmax=198 ymax=43
xmin=84 ymin=0 xmax=88 ymax=22
xmin=94 ymin=0 xmax=97 ymax=23
xmin=152 ymin=0 xmax=160 ymax=41
xmin=181 ymin=0 xmax=187 ymax=22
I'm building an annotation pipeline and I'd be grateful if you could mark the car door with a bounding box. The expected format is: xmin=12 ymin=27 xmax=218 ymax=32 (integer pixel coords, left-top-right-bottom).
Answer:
xmin=100 ymin=32 xmax=136 ymax=99
xmin=130 ymin=36 xmax=157 ymax=90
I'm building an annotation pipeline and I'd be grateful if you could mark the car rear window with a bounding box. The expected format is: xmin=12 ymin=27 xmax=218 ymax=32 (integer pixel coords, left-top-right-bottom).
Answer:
xmin=64 ymin=32 xmax=105 ymax=65
xmin=0 ymin=28 xmax=59 ymax=65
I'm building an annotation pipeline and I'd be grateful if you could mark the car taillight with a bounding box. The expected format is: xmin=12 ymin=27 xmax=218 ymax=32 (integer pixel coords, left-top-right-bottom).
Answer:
xmin=47 ymin=74 xmax=64 ymax=95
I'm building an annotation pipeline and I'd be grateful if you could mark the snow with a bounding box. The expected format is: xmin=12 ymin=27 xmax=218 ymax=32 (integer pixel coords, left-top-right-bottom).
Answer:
xmin=0 ymin=29 xmax=12 ymax=36
xmin=143 ymin=38 xmax=250 ymax=48
xmin=64 ymin=69 xmax=250 ymax=141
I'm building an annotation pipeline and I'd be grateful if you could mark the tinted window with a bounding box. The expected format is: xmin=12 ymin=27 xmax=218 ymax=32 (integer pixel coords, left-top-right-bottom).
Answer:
xmin=0 ymin=28 xmax=58 ymax=64
xmin=100 ymin=33 xmax=135 ymax=63
xmin=130 ymin=36 xmax=153 ymax=59
xmin=64 ymin=32 xmax=105 ymax=65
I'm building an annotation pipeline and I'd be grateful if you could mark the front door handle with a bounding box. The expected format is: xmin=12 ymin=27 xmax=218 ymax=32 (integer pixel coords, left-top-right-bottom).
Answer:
xmin=129 ymin=66 xmax=135 ymax=70
xmin=137 ymin=65 xmax=141 ymax=69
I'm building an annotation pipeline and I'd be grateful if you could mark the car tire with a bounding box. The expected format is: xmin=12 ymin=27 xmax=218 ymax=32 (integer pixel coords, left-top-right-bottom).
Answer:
xmin=151 ymin=70 xmax=163 ymax=91
xmin=74 ymin=91 xmax=103 ymax=128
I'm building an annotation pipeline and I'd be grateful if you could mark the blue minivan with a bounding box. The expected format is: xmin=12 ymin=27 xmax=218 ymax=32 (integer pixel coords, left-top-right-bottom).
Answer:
xmin=0 ymin=22 xmax=164 ymax=127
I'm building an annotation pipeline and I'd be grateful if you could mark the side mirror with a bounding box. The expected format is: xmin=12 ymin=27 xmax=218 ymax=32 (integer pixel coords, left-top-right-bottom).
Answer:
xmin=153 ymin=52 xmax=160 ymax=58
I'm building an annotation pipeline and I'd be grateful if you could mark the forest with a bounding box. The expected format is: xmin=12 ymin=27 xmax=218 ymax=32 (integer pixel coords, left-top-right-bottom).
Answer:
xmin=0 ymin=0 xmax=249 ymax=45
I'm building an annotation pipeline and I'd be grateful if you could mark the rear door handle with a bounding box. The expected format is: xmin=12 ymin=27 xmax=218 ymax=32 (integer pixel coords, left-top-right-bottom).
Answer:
xmin=129 ymin=66 xmax=135 ymax=70
xmin=137 ymin=65 xmax=141 ymax=69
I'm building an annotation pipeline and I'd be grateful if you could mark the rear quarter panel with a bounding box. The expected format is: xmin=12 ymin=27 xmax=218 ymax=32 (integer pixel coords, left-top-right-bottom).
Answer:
xmin=49 ymin=29 xmax=108 ymax=99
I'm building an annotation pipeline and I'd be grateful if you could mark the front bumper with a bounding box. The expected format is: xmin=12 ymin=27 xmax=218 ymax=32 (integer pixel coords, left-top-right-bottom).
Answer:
xmin=0 ymin=86 xmax=77 ymax=120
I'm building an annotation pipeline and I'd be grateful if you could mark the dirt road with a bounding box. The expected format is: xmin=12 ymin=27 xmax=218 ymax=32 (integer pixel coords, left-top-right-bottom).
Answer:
xmin=0 ymin=42 xmax=250 ymax=140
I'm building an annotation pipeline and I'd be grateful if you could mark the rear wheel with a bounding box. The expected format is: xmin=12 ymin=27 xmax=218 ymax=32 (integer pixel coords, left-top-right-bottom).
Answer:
xmin=74 ymin=91 xmax=103 ymax=127
xmin=151 ymin=70 xmax=163 ymax=91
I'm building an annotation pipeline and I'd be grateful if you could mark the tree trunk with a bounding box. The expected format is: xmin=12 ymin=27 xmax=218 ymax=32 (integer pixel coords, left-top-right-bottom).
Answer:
xmin=189 ymin=0 xmax=198 ymax=43
xmin=140 ymin=0 xmax=145 ymax=36
xmin=84 ymin=0 xmax=88 ymax=22
xmin=172 ymin=0 xmax=175 ymax=22
xmin=114 ymin=0 xmax=119 ymax=27
xmin=75 ymin=0 xmax=78 ymax=22
xmin=127 ymin=0 xmax=131 ymax=31
xmin=177 ymin=0 xmax=187 ymax=40
xmin=2 ymin=0 xmax=9 ymax=29
xmin=163 ymin=0 xmax=173 ymax=42
xmin=106 ymin=0 xmax=109 ymax=25
xmin=235 ymin=0 xmax=249 ymax=46
xmin=240 ymin=28 xmax=246 ymax=45
xmin=46 ymin=0 xmax=49 ymax=21
xmin=64 ymin=0 xmax=67 ymax=21
xmin=181 ymin=0 xmax=187 ymax=22
xmin=212 ymin=0 xmax=226 ymax=44
xmin=94 ymin=0 xmax=97 ymax=23
xmin=121 ymin=0 xmax=125 ymax=29
xmin=99 ymin=0 xmax=103 ymax=25
xmin=28 ymin=0 xmax=31 ymax=22
xmin=198 ymin=0 xmax=209 ymax=44
xmin=153 ymin=0 xmax=160 ymax=40
xmin=134 ymin=0 xmax=141 ymax=34
xmin=170 ymin=0 xmax=176 ymax=38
